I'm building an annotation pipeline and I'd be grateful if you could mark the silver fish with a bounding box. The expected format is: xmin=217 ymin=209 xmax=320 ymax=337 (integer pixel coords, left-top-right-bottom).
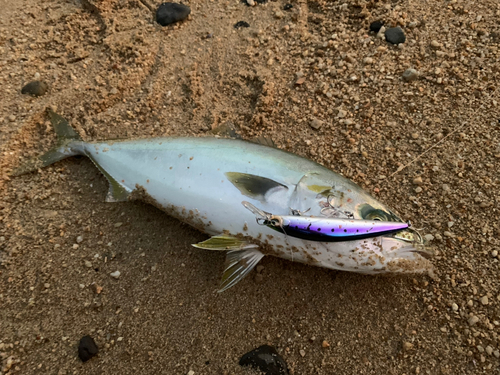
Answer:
xmin=13 ymin=111 xmax=433 ymax=291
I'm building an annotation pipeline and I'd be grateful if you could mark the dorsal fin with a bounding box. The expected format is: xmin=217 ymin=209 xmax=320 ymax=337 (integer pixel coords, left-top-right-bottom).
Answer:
xmin=250 ymin=135 xmax=276 ymax=148
xmin=209 ymin=122 xmax=241 ymax=139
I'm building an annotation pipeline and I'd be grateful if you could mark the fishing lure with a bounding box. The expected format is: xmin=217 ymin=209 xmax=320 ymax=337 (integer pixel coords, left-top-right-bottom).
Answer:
xmin=243 ymin=201 xmax=410 ymax=242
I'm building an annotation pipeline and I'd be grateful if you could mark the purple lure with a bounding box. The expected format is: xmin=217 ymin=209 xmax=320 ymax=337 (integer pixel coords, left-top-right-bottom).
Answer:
xmin=242 ymin=201 xmax=409 ymax=243
xmin=267 ymin=215 xmax=409 ymax=242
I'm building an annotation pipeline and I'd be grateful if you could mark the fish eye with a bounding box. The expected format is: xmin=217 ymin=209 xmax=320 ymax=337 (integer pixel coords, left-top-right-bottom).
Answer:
xmin=358 ymin=204 xmax=392 ymax=222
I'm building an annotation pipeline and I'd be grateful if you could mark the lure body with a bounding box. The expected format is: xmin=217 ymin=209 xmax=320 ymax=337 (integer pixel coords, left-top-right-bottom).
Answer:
xmin=264 ymin=215 xmax=410 ymax=242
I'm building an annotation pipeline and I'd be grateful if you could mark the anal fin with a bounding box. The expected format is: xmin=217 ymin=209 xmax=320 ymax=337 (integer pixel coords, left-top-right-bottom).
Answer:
xmin=192 ymin=235 xmax=258 ymax=251
xmin=219 ymin=249 xmax=265 ymax=292
xmin=86 ymin=154 xmax=130 ymax=202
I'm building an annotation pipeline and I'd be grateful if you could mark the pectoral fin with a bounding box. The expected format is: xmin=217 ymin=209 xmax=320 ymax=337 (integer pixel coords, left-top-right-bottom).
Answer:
xmin=225 ymin=172 xmax=288 ymax=203
xmin=219 ymin=249 xmax=265 ymax=292
xmin=192 ymin=235 xmax=258 ymax=251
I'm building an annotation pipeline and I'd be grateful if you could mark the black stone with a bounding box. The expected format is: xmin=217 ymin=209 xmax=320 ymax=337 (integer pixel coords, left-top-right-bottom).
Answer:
xmin=284 ymin=3 xmax=293 ymax=10
xmin=21 ymin=81 xmax=48 ymax=97
xmin=234 ymin=21 xmax=250 ymax=29
xmin=385 ymin=27 xmax=406 ymax=45
xmin=78 ymin=335 xmax=98 ymax=362
xmin=239 ymin=345 xmax=289 ymax=375
xmin=156 ymin=2 xmax=191 ymax=27
xmin=369 ymin=20 xmax=384 ymax=33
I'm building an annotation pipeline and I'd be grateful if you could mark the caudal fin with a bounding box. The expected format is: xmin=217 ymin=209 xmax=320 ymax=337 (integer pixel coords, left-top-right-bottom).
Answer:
xmin=11 ymin=110 xmax=82 ymax=176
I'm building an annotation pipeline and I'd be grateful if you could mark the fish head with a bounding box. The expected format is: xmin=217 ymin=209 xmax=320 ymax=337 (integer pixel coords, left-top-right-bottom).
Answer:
xmin=319 ymin=227 xmax=433 ymax=275
xmin=289 ymin=172 xmax=401 ymax=221
xmin=289 ymin=172 xmax=434 ymax=273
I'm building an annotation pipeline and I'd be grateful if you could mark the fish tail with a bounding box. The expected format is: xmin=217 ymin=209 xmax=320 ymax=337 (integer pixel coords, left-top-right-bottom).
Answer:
xmin=11 ymin=109 xmax=83 ymax=176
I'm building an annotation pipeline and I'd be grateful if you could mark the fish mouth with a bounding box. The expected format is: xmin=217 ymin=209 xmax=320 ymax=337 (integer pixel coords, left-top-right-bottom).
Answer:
xmin=391 ymin=228 xmax=434 ymax=259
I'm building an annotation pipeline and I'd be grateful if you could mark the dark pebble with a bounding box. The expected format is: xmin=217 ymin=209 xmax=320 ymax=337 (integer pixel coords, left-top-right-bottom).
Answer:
xmin=234 ymin=21 xmax=250 ymax=29
xmin=156 ymin=2 xmax=191 ymax=27
xmin=78 ymin=335 xmax=99 ymax=362
xmin=369 ymin=20 xmax=384 ymax=33
xmin=284 ymin=3 xmax=293 ymax=10
xmin=21 ymin=81 xmax=48 ymax=97
xmin=385 ymin=27 xmax=406 ymax=44
xmin=239 ymin=345 xmax=289 ymax=375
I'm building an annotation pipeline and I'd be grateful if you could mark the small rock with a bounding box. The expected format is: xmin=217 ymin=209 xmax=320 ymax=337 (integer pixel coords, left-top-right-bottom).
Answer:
xmin=424 ymin=234 xmax=434 ymax=242
xmin=156 ymin=2 xmax=191 ymax=27
xmin=402 ymin=68 xmax=418 ymax=82
xmin=8 ymin=115 xmax=16 ymax=122
xmin=403 ymin=342 xmax=414 ymax=351
xmin=78 ymin=336 xmax=98 ymax=362
xmin=254 ymin=273 xmax=264 ymax=283
xmin=468 ymin=316 xmax=479 ymax=326
xmin=443 ymin=231 xmax=453 ymax=237
xmin=376 ymin=26 xmax=386 ymax=39
xmin=274 ymin=11 xmax=284 ymax=19
xmin=385 ymin=27 xmax=406 ymax=44
xmin=76 ymin=236 xmax=83 ymax=243
xmin=451 ymin=303 xmax=459 ymax=311
xmin=234 ymin=21 xmax=250 ymax=29
xmin=295 ymin=76 xmax=306 ymax=85
xmin=412 ymin=176 xmax=423 ymax=185
xmin=414 ymin=187 xmax=422 ymax=193
xmin=486 ymin=346 xmax=493 ymax=356
xmin=492 ymin=250 xmax=498 ymax=257
xmin=299 ymin=349 xmax=305 ymax=357
xmin=187 ymin=371 xmax=195 ymax=375
xmin=21 ymin=81 xmax=48 ymax=97
xmin=430 ymin=40 xmax=441 ymax=49
xmin=284 ymin=3 xmax=293 ymax=10
xmin=110 ymin=271 xmax=121 ymax=279
xmin=239 ymin=345 xmax=289 ymax=375
xmin=84 ymin=260 xmax=93 ymax=268
xmin=369 ymin=20 xmax=384 ymax=33
xmin=246 ymin=0 xmax=255 ymax=6
xmin=91 ymin=283 xmax=103 ymax=294
xmin=363 ymin=57 xmax=373 ymax=64
xmin=310 ymin=118 xmax=323 ymax=130
xmin=480 ymin=296 xmax=489 ymax=305
xmin=322 ymin=340 xmax=330 ymax=348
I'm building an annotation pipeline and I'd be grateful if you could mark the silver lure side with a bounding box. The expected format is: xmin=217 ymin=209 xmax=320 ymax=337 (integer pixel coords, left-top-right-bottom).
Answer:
xmin=13 ymin=111 xmax=433 ymax=291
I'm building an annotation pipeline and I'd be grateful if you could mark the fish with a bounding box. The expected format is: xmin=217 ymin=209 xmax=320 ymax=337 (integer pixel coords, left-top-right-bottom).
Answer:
xmin=13 ymin=110 xmax=433 ymax=292
xmin=242 ymin=201 xmax=411 ymax=242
